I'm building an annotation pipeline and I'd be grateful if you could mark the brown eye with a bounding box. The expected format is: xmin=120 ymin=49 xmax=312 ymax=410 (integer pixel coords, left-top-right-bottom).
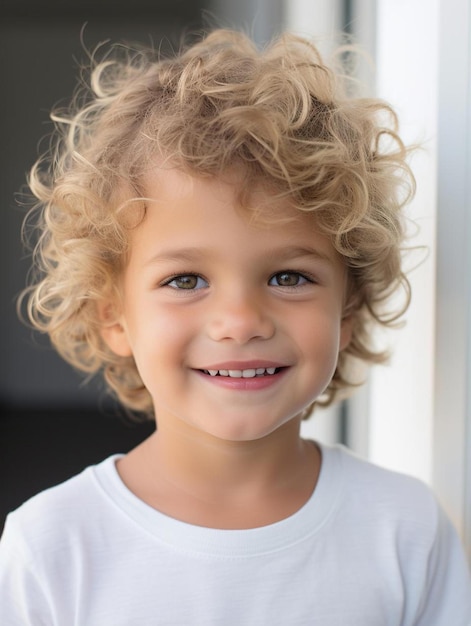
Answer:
xmin=166 ymin=275 xmax=207 ymax=290
xmin=270 ymin=272 xmax=308 ymax=287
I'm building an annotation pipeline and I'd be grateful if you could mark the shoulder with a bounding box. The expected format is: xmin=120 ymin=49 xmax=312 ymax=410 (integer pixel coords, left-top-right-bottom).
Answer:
xmin=324 ymin=443 xmax=439 ymax=517
xmin=320 ymin=443 xmax=450 ymax=556
xmin=321 ymin=444 xmax=471 ymax=622
xmin=1 ymin=455 xmax=121 ymax=556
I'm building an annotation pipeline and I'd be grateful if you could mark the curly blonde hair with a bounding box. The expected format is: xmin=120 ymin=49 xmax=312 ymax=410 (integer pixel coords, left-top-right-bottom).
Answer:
xmin=22 ymin=28 xmax=414 ymax=418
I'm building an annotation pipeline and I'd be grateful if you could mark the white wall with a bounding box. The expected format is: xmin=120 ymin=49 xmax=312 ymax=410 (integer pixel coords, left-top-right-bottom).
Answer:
xmin=433 ymin=0 xmax=471 ymax=551
xmin=367 ymin=0 xmax=438 ymax=486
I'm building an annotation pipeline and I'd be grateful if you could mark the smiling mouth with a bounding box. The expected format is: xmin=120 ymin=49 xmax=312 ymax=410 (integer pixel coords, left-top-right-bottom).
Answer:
xmin=200 ymin=367 xmax=284 ymax=379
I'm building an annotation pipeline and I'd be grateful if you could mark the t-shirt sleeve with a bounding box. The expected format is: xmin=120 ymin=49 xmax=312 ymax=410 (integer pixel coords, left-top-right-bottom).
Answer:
xmin=413 ymin=503 xmax=471 ymax=625
xmin=0 ymin=515 xmax=52 ymax=626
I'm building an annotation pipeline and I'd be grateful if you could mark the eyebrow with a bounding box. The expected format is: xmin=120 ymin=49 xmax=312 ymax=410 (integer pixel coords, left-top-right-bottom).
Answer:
xmin=265 ymin=245 xmax=335 ymax=265
xmin=144 ymin=245 xmax=335 ymax=266
xmin=144 ymin=247 xmax=209 ymax=266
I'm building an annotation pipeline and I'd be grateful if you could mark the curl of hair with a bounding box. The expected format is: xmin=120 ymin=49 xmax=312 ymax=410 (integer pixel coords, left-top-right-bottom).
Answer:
xmin=21 ymin=29 xmax=415 ymax=419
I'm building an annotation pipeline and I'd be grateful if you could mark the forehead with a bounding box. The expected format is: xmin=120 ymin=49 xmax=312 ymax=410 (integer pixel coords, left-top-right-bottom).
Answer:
xmin=123 ymin=166 xmax=346 ymax=278
xmin=140 ymin=164 xmax=314 ymax=230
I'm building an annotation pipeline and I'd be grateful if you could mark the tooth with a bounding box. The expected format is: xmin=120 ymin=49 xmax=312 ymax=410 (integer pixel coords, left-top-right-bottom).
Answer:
xmin=206 ymin=367 xmax=279 ymax=378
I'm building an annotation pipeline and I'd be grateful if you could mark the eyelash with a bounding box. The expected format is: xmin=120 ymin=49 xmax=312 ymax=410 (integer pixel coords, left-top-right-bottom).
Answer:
xmin=161 ymin=271 xmax=315 ymax=291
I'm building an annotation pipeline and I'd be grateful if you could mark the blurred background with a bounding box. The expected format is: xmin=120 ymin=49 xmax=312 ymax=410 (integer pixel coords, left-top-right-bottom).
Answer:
xmin=1 ymin=0 xmax=470 ymax=558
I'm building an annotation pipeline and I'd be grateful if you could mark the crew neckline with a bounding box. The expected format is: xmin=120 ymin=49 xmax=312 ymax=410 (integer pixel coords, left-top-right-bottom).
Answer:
xmin=92 ymin=442 xmax=345 ymax=558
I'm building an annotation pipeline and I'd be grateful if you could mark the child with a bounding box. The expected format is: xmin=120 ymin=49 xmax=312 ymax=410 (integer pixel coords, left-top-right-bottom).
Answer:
xmin=0 ymin=28 xmax=470 ymax=625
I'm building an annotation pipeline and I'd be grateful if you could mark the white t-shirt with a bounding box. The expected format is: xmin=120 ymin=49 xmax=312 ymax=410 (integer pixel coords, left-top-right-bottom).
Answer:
xmin=1 ymin=443 xmax=470 ymax=625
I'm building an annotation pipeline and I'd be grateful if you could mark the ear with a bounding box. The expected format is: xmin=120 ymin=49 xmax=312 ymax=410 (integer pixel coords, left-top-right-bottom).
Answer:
xmin=339 ymin=315 xmax=353 ymax=352
xmin=97 ymin=301 xmax=133 ymax=357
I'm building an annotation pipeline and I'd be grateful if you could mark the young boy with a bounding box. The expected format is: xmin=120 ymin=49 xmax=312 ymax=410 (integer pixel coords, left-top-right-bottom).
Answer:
xmin=1 ymin=29 xmax=470 ymax=625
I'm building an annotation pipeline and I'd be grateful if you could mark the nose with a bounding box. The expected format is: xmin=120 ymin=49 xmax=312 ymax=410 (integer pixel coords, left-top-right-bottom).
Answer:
xmin=206 ymin=290 xmax=275 ymax=344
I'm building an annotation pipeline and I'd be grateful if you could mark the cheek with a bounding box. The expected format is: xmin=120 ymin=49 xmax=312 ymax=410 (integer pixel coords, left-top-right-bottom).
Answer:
xmin=296 ymin=310 xmax=344 ymax=364
xmin=296 ymin=302 xmax=343 ymax=341
xmin=127 ymin=305 xmax=196 ymax=366
xmin=155 ymin=305 xmax=200 ymax=341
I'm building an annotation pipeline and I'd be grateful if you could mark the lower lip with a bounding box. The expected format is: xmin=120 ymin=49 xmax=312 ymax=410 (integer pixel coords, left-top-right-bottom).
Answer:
xmin=195 ymin=368 xmax=289 ymax=391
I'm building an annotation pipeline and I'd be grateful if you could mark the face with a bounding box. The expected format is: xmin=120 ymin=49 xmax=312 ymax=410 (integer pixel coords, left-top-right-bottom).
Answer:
xmin=103 ymin=168 xmax=351 ymax=443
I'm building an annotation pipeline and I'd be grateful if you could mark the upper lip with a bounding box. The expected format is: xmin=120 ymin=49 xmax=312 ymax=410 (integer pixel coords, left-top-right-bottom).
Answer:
xmin=196 ymin=361 xmax=287 ymax=370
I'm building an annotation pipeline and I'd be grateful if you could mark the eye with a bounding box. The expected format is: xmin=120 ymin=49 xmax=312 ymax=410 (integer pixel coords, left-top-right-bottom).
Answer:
xmin=164 ymin=274 xmax=208 ymax=290
xmin=269 ymin=271 xmax=311 ymax=287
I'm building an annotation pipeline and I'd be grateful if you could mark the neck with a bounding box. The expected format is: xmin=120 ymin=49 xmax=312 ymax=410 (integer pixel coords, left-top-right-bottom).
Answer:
xmin=117 ymin=416 xmax=321 ymax=529
xmin=156 ymin=416 xmax=306 ymax=486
